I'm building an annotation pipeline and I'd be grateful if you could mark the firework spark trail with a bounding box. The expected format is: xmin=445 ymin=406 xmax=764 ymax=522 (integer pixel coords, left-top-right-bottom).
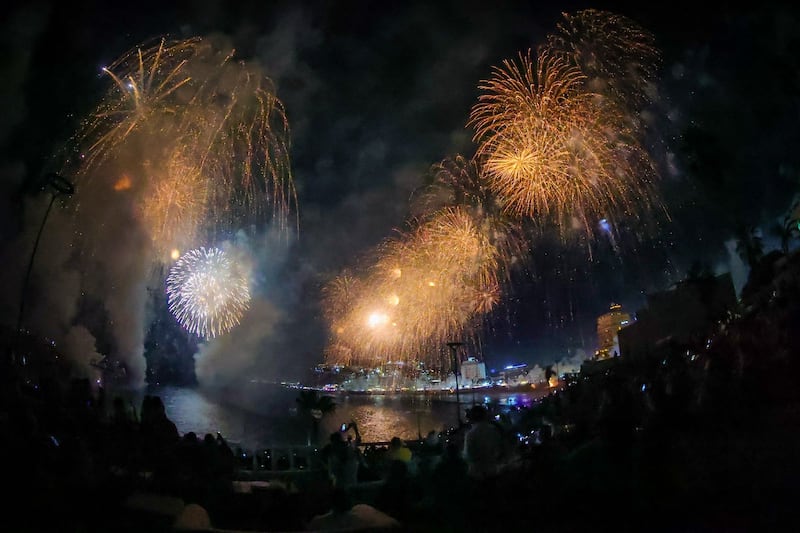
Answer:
xmin=166 ymin=247 xmax=251 ymax=339
xmin=79 ymin=39 xmax=198 ymax=173
xmin=546 ymin=9 xmax=661 ymax=124
xmin=65 ymin=37 xmax=295 ymax=259
xmin=415 ymin=155 xmax=528 ymax=281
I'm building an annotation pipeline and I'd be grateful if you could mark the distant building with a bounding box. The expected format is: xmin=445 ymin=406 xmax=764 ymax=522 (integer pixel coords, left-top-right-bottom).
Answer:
xmin=595 ymin=303 xmax=631 ymax=360
xmin=488 ymin=363 xmax=526 ymax=385
xmin=461 ymin=357 xmax=487 ymax=383
xmin=619 ymin=272 xmax=737 ymax=361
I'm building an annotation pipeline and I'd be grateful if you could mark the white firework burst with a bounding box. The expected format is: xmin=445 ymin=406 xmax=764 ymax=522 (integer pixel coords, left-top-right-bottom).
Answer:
xmin=166 ymin=247 xmax=250 ymax=338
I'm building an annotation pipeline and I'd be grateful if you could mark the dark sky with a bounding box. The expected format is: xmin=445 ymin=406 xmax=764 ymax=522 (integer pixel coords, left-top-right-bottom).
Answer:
xmin=2 ymin=0 xmax=799 ymax=377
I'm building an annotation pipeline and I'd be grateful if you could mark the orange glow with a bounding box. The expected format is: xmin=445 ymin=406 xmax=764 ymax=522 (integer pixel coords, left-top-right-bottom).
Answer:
xmin=322 ymin=207 xmax=504 ymax=367
xmin=113 ymin=174 xmax=132 ymax=191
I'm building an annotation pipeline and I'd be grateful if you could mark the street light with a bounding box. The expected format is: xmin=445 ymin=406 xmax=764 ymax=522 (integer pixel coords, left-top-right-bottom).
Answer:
xmin=13 ymin=173 xmax=75 ymax=363
xmin=446 ymin=341 xmax=464 ymax=426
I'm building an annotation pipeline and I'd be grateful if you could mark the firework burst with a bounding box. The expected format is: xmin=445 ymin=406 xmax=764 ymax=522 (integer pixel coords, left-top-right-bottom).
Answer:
xmin=166 ymin=247 xmax=251 ymax=338
xmin=469 ymin=46 xmax=661 ymax=239
xmin=414 ymin=155 xmax=528 ymax=276
xmin=546 ymin=9 xmax=661 ymax=122
xmin=323 ymin=206 xmax=503 ymax=367
xmin=323 ymin=9 xmax=666 ymax=369
xmin=81 ymin=38 xmax=199 ymax=171
xmin=65 ymin=36 xmax=295 ymax=259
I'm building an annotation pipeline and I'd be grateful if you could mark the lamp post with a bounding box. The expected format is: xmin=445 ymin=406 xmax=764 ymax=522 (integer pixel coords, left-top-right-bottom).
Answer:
xmin=446 ymin=342 xmax=464 ymax=426
xmin=310 ymin=408 xmax=323 ymax=446
xmin=13 ymin=173 xmax=75 ymax=364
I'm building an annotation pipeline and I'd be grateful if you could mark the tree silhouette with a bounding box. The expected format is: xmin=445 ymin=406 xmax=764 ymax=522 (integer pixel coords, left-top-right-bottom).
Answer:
xmin=735 ymin=225 xmax=764 ymax=269
xmin=686 ymin=260 xmax=714 ymax=282
xmin=769 ymin=200 xmax=799 ymax=254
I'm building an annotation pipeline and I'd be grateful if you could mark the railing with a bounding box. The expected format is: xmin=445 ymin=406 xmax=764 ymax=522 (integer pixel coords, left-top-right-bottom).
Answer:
xmin=235 ymin=445 xmax=323 ymax=475
xmin=232 ymin=440 xmax=415 ymax=479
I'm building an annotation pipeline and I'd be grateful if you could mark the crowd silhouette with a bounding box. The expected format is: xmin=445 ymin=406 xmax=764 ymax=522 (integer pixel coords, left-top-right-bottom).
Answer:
xmin=1 ymin=250 xmax=799 ymax=531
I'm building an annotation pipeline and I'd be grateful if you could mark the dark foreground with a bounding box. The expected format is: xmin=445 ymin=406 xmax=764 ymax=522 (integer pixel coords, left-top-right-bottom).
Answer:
xmin=1 ymin=252 xmax=800 ymax=531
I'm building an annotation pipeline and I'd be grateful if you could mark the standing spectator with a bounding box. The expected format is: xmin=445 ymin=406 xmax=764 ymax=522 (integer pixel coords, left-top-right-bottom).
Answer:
xmin=321 ymin=424 xmax=361 ymax=489
xmin=386 ymin=437 xmax=412 ymax=464
xmin=106 ymin=396 xmax=139 ymax=474
xmin=463 ymin=406 xmax=505 ymax=480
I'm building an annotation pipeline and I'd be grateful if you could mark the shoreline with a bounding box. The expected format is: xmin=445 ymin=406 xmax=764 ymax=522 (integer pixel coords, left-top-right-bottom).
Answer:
xmin=277 ymin=381 xmax=561 ymax=400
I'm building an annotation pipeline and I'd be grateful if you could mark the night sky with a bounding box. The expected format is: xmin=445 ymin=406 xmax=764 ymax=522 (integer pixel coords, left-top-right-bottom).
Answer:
xmin=2 ymin=0 xmax=799 ymax=380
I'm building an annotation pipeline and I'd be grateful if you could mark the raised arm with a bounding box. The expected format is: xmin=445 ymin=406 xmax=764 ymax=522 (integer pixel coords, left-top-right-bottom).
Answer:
xmin=349 ymin=421 xmax=362 ymax=445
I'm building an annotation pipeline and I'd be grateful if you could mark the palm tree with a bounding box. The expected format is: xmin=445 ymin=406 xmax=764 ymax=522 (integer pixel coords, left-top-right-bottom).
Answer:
xmin=296 ymin=389 xmax=336 ymax=445
xmin=734 ymin=225 xmax=764 ymax=269
xmin=769 ymin=200 xmax=799 ymax=254
xmin=769 ymin=218 xmax=795 ymax=255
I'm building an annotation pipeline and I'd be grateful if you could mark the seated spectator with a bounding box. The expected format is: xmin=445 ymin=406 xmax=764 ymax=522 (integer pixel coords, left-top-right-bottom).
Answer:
xmin=431 ymin=442 xmax=470 ymax=519
xmin=417 ymin=430 xmax=443 ymax=476
xmin=374 ymin=459 xmax=420 ymax=524
xmin=308 ymin=487 xmax=400 ymax=531
xmin=423 ymin=430 xmax=441 ymax=452
xmin=434 ymin=441 xmax=468 ymax=483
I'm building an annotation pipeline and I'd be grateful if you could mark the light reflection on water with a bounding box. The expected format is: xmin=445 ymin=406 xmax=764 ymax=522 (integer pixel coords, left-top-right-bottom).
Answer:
xmin=327 ymin=394 xmax=446 ymax=443
xmin=116 ymin=383 xmax=547 ymax=451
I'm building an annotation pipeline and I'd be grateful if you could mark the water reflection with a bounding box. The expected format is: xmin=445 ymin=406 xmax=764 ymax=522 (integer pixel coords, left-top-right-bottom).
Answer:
xmin=114 ymin=384 xmax=551 ymax=451
xmin=322 ymin=394 xmax=444 ymax=442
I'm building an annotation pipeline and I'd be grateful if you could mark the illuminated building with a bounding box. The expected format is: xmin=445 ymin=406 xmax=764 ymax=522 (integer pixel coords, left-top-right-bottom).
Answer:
xmin=460 ymin=357 xmax=487 ymax=383
xmin=595 ymin=303 xmax=631 ymax=360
